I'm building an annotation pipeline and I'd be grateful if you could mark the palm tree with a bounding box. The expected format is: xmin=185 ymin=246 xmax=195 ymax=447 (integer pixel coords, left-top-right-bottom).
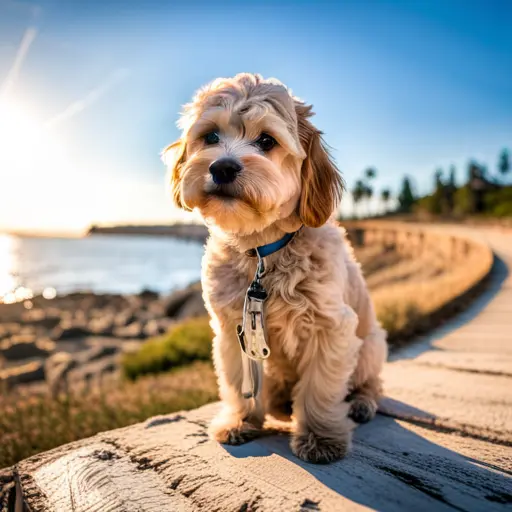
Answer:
xmin=363 ymin=167 xmax=377 ymax=217
xmin=363 ymin=184 xmax=373 ymax=217
xmin=398 ymin=176 xmax=416 ymax=212
xmin=365 ymin=167 xmax=377 ymax=180
xmin=381 ymin=189 xmax=391 ymax=214
xmin=498 ymin=149 xmax=510 ymax=180
xmin=352 ymin=180 xmax=365 ymax=218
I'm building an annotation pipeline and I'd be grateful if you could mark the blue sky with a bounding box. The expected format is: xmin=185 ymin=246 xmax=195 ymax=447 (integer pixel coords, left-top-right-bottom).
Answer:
xmin=0 ymin=0 xmax=511 ymax=233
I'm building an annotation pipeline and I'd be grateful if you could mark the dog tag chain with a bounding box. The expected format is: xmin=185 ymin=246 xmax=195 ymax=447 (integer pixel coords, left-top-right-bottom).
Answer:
xmin=236 ymin=254 xmax=271 ymax=399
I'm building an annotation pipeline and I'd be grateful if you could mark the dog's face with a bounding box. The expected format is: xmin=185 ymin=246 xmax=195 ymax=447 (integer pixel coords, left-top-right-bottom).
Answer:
xmin=164 ymin=73 xmax=343 ymax=235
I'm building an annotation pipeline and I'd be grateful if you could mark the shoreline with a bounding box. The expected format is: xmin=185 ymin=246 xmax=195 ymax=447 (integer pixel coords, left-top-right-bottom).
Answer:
xmin=87 ymin=223 xmax=209 ymax=242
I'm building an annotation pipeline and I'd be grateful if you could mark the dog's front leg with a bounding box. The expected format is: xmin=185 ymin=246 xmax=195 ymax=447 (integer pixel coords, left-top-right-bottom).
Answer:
xmin=291 ymin=305 xmax=361 ymax=463
xmin=209 ymin=328 xmax=265 ymax=445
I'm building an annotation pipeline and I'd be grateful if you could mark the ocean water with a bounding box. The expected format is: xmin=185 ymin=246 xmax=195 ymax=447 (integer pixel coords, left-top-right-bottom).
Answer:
xmin=0 ymin=234 xmax=205 ymax=303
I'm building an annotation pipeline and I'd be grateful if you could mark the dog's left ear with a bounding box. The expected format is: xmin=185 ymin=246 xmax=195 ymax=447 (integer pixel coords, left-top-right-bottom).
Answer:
xmin=162 ymin=139 xmax=190 ymax=210
xmin=296 ymin=103 xmax=343 ymax=228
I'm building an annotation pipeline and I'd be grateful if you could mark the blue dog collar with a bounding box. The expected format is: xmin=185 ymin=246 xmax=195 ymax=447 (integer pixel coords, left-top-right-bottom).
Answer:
xmin=245 ymin=228 xmax=302 ymax=259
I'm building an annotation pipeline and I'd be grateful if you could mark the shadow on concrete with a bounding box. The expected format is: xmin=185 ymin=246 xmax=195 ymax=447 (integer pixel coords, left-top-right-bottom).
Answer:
xmin=390 ymin=254 xmax=509 ymax=362
xmin=222 ymin=412 xmax=511 ymax=511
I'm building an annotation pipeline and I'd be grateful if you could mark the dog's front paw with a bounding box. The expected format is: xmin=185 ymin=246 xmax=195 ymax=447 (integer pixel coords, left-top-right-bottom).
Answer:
xmin=209 ymin=416 xmax=262 ymax=445
xmin=291 ymin=430 xmax=351 ymax=464
xmin=348 ymin=396 xmax=378 ymax=424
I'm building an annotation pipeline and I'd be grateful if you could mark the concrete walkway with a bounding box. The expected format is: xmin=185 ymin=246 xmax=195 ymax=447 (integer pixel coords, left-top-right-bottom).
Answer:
xmin=13 ymin=226 xmax=512 ymax=511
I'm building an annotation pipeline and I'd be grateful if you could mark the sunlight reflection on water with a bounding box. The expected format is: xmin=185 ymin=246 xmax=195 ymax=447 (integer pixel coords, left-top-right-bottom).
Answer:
xmin=0 ymin=235 xmax=19 ymax=302
xmin=0 ymin=234 xmax=204 ymax=303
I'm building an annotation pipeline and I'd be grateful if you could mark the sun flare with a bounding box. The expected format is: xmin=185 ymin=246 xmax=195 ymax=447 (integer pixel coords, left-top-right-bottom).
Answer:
xmin=0 ymin=97 xmax=51 ymax=170
xmin=0 ymin=96 xmax=79 ymax=232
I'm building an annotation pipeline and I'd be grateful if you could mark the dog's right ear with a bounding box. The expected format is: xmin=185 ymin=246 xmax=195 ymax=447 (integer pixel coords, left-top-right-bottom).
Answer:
xmin=162 ymin=139 xmax=189 ymax=210
xmin=295 ymin=103 xmax=343 ymax=228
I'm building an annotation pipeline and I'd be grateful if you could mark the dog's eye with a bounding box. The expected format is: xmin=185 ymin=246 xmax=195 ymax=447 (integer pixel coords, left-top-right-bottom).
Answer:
xmin=255 ymin=133 xmax=277 ymax=152
xmin=204 ymin=131 xmax=220 ymax=145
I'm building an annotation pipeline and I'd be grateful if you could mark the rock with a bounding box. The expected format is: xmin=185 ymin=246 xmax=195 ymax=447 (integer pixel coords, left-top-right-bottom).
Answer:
xmin=73 ymin=310 xmax=89 ymax=324
xmin=114 ymin=310 xmax=136 ymax=327
xmin=88 ymin=316 xmax=115 ymax=336
xmin=0 ymin=323 xmax=21 ymax=340
xmin=0 ymin=336 xmax=55 ymax=361
xmin=175 ymin=291 xmax=207 ymax=319
xmin=6 ymin=333 xmax=37 ymax=345
xmin=146 ymin=299 xmax=166 ymax=317
xmin=0 ymin=325 xmax=9 ymax=341
xmin=21 ymin=308 xmax=61 ymax=329
xmin=142 ymin=319 xmax=165 ymax=338
xmin=162 ymin=282 xmax=205 ymax=318
xmin=138 ymin=289 xmax=159 ymax=300
xmin=45 ymin=352 xmax=79 ymax=396
xmin=51 ymin=322 xmax=90 ymax=341
xmin=114 ymin=322 xmax=145 ymax=339
xmin=82 ymin=345 xmax=119 ymax=363
xmin=0 ymin=361 xmax=45 ymax=388
xmin=142 ymin=318 xmax=176 ymax=337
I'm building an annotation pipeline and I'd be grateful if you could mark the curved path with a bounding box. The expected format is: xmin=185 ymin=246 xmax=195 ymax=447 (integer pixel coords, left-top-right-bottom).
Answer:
xmin=12 ymin=225 xmax=512 ymax=512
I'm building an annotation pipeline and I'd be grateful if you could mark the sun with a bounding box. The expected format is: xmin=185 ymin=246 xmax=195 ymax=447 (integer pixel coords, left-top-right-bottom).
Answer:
xmin=0 ymin=97 xmax=50 ymax=171
xmin=0 ymin=96 xmax=76 ymax=233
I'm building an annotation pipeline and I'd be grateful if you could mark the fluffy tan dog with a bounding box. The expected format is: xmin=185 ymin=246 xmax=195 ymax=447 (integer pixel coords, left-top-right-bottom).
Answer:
xmin=164 ymin=73 xmax=387 ymax=463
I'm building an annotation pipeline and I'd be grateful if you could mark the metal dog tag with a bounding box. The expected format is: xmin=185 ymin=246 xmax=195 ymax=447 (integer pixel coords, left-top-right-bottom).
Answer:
xmin=237 ymin=281 xmax=270 ymax=360
xmin=236 ymin=257 xmax=271 ymax=399
xmin=239 ymin=280 xmax=270 ymax=360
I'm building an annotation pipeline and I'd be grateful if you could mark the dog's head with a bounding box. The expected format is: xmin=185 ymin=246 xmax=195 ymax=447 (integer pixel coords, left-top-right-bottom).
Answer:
xmin=164 ymin=73 xmax=343 ymax=234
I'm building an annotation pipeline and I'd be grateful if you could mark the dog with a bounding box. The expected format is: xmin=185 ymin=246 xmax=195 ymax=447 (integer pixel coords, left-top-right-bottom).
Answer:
xmin=164 ymin=73 xmax=387 ymax=463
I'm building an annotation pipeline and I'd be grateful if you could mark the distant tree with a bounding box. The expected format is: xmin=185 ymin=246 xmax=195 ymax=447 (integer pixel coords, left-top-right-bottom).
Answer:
xmin=352 ymin=180 xmax=366 ymax=218
xmin=381 ymin=188 xmax=391 ymax=214
xmin=454 ymin=185 xmax=474 ymax=215
xmin=363 ymin=167 xmax=377 ymax=216
xmin=448 ymin=165 xmax=457 ymax=187
xmin=398 ymin=176 xmax=415 ymax=212
xmin=467 ymin=160 xmax=483 ymax=181
xmin=498 ymin=149 xmax=510 ymax=178
xmin=466 ymin=160 xmax=489 ymax=213
xmin=430 ymin=168 xmax=446 ymax=215
xmin=434 ymin=168 xmax=444 ymax=188
xmin=446 ymin=165 xmax=457 ymax=213
xmin=365 ymin=167 xmax=377 ymax=180
xmin=363 ymin=184 xmax=373 ymax=217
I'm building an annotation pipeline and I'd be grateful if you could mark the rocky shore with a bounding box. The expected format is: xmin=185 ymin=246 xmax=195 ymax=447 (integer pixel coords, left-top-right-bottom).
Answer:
xmin=0 ymin=283 xmax=206 ymax=394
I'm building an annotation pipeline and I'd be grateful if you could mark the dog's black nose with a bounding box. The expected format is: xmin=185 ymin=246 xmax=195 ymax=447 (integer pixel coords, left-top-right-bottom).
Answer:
xmin=209 ymin=157 xmax=242 ymax=185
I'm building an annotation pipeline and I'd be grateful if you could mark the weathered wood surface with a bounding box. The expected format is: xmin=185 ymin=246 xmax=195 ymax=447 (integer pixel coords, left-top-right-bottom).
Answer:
xmin=7 ymin=226 xmax=512 ymax=511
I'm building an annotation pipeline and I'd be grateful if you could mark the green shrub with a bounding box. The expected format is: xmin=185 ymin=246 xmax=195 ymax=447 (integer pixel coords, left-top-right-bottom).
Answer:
xmin=122 ymin=316 xmax=213 ymax=380
xmin=453 ymin=185 xmax=474 ymax=215
xmin=484 ymin=187 xmax=512 ymax=217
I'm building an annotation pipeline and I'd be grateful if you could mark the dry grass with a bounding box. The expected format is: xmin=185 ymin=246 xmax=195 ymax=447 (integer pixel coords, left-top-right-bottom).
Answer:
xmin=0 ymin=362 xmax=218 ymax=469
xmin=355 ymin=223 xmax=494 ymax=342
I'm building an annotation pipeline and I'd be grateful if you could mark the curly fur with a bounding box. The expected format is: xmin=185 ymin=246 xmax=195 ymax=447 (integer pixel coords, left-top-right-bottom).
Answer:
xmin=164 ymin=73 xmax=387 ymax=463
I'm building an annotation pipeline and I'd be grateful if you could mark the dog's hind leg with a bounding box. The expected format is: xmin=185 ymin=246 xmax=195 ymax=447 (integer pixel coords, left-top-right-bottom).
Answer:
xmin=347 ymin=327 xmax=387 ymax=424
xmin=291 ymin=305 xmax=361 ymax=464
